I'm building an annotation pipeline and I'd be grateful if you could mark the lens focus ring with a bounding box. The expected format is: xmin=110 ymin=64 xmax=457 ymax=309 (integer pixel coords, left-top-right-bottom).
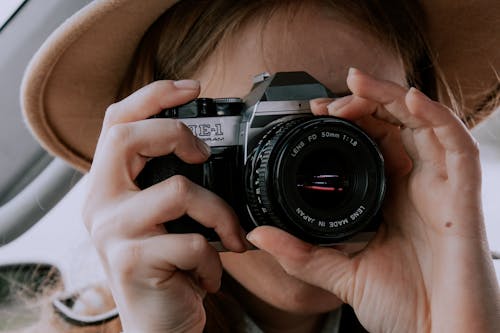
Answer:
xmin=246 ymin=118 xmax=305 ymax=231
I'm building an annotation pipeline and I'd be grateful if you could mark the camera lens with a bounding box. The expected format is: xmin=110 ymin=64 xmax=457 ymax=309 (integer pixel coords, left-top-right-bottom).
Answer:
xmin=245 ymin=116 xmax=385 ymax=244
xmin=296 ymin=149 xmax=351 ymax=211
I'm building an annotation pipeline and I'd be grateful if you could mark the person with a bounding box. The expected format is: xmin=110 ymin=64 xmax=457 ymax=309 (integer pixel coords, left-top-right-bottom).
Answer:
xmin=20 ymin=0 xmax=500 ymax=332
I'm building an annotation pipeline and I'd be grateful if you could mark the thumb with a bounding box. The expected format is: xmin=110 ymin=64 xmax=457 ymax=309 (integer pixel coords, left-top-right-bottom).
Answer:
xmin=246 ymin=226 xmax=356 ymax=304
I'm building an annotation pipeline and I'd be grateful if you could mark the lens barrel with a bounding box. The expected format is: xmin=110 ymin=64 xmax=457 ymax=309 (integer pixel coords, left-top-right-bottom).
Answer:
xmin=245 ymin=116 xmax=385 ymax=244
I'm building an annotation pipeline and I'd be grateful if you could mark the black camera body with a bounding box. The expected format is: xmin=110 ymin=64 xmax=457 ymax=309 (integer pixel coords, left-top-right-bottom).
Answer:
xmin=136 ymin=72 xmax=385 ymax=247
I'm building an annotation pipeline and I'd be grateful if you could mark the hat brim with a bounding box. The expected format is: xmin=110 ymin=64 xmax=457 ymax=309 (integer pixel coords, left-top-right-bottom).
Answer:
xmin=21 ymin=0 xmax=499 ymax=172
xmin=22 ymin=0 xmax=179 ymax=172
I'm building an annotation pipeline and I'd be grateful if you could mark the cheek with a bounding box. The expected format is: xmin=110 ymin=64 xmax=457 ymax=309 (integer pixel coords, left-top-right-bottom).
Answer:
xmin=221 ymin=250 xmax=343 ymax=313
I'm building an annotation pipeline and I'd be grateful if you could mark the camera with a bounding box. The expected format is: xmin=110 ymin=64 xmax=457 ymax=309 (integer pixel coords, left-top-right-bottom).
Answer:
xmin=136 ymin=72 xmax=385 ymax=247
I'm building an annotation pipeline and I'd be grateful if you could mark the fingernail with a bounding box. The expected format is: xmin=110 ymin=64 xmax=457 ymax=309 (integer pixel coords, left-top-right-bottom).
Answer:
xmin=246 ymin=231 xmax=256 ymax=244
xmin=240 ymin=229 xmax=256 ymax=250
xmin=311 ymin=98 xmax=334 ymax=107
xmin=195 ymin=139 xmax=211 ymax=157
xmin=327 ymin=95 xmax=353 ymax=114
xmin=409 ymin=87 xmax=431 ymax=101
xmin=310 ymin=98 xmax=335 ymax=115
xmin=348 ymin=67 xmax=362 ymax=77
xmin=173 ymin=79 xmax=200 ymax=90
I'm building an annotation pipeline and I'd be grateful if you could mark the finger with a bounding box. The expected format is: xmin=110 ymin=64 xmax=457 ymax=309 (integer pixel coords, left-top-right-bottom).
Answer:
xmin=411 ymin=127 xmax=447 ymax=178
xmin=399 ymin=127 xmax=420 ymax=167
xmin=320 ymin=93 xmax=403 ymax=128
xmin=310 ymin=98 xmax=334 ymax=115
xmin=310 ymin=95 xmax=373 ymax=120
xmin=147 ymin=234 xmax=223 ymax=293
xmin=373 ymin=89 xmax=444 ymax=175
xmin=93 ymin=118 xmax=210 ymax=188
xmin=114 ymin=234 xmax=223 ymax=293
xmin=355 ymin=116 xmax=412 ymax=177
xmin=405 ymin=88 xmax=479 ymax=154
xmin=310 ymin=96 xmax=374 ymax=120
xmin=94 ymin=80 xmax=201 ymax=159
xmin=346 ymin=69 xmax=452 ymax=177
xmin=405 ymin=88 xmax=481 ymax=182
xmin=123 ymin=175 xmax=247 ymax=253
xmin=310 ymin=95 xmax=399 ymax=127
xmin=101 ymin=80 xmax=200 ymax=131
xmin=246 ymin=226 xmax=355 ymax=304
xmin=313 ymin=92 xmax=413 ymax=177
xmin=346 ymin=68 xmax=428 ymax=128
xmin=327 ymin=95 xmax=370 ymax=118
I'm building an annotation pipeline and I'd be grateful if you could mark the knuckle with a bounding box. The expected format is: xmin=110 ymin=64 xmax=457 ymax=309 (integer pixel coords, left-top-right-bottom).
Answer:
xmin=168 ymin=175 xmax=192 ymax=198
xmin=86 ymin=212 xmax=112 ymax=248
xmin=280 ymin=260 xmax=303 ymax=278
xmin=82 ymin=195 xmax=106 ymax=236
xmin=213 ymin=210 xmax=239 ymax=237
xmin=106 ymin=123 xmax=133 ymax=147
xmin=83 ymin=205 xmax=123 ymax=249
xmin=188 ymin=234 xmax=210 ymax=257
xmin=103 ymin=103 xmax=122 ymax=125
xmin=149 ymin=79 xmax=170 ymax=92
xmin=457 ymin=136 xmax=480 ymax=159
xmin=173 ymin=119 xmax=193 ymax=138
xmin=81 ymin=198 xmax=97 ymax=231
xmin=111 ymin=242 xmax=143 ymax=280
xmin=281 ymin=248 xmax=316 ymax=277
xmin=469 ymin=138 xmax=480 ymax=156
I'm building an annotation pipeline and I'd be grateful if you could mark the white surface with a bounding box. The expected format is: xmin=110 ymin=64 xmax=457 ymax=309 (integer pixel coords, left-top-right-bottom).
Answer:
xmin=473 ymin=110 xmax=500 ymax=260
xmin=479 ymin=146 xmax=500 ymax=254
xmin=0 ymin=0 xmax=24 ymax=27
xmin=0 ymin=177 xmax=105 ymax=290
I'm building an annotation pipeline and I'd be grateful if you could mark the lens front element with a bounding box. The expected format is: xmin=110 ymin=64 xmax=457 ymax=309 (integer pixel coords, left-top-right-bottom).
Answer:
xmin=245 ymin=116 xmax=385 ymax=244
xmin=296 ymin=150 xmax=351 ymax=211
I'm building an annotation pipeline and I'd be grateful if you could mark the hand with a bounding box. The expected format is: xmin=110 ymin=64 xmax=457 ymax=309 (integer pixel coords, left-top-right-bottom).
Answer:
xmin=82 ymin=80 xmax=247 ymax=333
xmin=246 ymin=68 xmax=500 ymax=333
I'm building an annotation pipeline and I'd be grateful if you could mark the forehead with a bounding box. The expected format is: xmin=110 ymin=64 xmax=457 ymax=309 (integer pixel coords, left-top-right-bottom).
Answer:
xmin=193 ymin=4 xmax=406 ymax=97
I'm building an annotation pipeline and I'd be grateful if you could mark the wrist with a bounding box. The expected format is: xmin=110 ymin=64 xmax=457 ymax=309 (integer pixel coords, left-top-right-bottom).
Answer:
xmin=429 ymin=235 xmax=500 ymax=333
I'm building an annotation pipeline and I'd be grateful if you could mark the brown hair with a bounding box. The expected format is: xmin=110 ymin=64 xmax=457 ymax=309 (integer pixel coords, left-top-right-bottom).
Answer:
xmin=121 ymin=0 xmax=500 ymax=128
xmin=121 ymin=0 xmax=438 ymax=101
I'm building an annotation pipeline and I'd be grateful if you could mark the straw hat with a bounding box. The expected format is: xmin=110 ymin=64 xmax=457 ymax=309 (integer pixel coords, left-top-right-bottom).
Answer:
xmin=21 ymin=0 xmax=500 ymax=172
